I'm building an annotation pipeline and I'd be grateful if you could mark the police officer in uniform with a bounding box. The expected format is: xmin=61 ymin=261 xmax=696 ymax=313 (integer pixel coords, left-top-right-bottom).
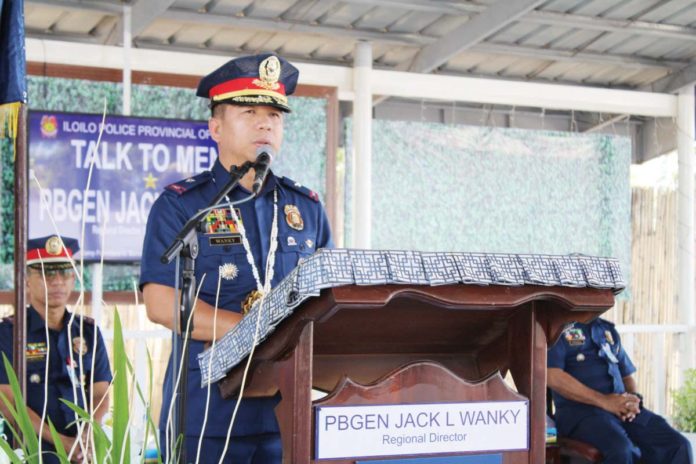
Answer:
xmin=0 ymin=236 xmax=112 ymax=463
xmin=140 ymin=53 xmax=333 ymax=463
xmin=548 ymin=317 xmax=692 ymax=463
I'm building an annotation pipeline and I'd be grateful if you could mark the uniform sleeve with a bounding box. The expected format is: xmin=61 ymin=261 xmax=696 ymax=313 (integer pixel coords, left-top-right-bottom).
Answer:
xmin=614 ymin=329 xmax=637 ymax=377
xmin=91 ymin=328 xmax=112 ymax=383
xmin=0 ymin=325 xmax=13 ymax=384
xmin=547 ymin=335 xmax=567 ymax=370
xmin=139 ymin=192 xmax=190 ymax=291
xmin=316 ymin=202 xmax=334 ymax=249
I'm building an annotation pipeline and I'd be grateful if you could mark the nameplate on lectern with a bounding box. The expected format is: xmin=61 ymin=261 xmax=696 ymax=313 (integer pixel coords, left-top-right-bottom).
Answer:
xmin=314 ymin=401 xmax=529 ymax=459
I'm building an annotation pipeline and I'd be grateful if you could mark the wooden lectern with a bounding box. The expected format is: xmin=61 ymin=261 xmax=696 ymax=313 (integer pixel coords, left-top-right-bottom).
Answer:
xmin=218 ymin=283 xmax=616 ymax=464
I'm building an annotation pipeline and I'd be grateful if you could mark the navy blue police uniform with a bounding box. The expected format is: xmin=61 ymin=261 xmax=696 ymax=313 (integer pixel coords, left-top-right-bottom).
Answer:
xmin=0 ymin=309 xmax=112 ymax=464
xmin=548 ymin=318 xmax=692 ymax=463
xmin=0 ymin=235 xmax=112 ymax=464
xmin=140 ymin=163 xmax=332 ymax=462
xmin=140 ymin=52 xmax=333 ymax=463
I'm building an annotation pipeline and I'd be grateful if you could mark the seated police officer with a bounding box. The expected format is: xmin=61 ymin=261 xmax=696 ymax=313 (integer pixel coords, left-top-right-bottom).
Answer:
xmin=0 ymin=236 xmax=112 ymax=463
xmin=140 ymin=53 xmax=332 ymax=463
xmin=548 ymin=317 xmax=692 ymax=463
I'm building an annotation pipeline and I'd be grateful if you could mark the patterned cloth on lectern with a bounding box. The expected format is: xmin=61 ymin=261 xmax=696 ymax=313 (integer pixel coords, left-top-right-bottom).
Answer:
xmin=198 ymin=248 xmax=625 ymax=385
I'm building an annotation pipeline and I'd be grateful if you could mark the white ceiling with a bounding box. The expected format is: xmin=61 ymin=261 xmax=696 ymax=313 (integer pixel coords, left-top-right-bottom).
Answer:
xmin=24 ymin=0 xmax=696 ymax=94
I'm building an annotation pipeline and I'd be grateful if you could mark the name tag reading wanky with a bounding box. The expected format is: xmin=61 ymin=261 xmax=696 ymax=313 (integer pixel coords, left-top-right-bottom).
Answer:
xmin=315 ymin=401 xmax=528 ymax=459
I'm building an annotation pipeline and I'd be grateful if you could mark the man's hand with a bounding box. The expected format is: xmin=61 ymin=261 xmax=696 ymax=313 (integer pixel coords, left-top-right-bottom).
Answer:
xmin=62 ymin=429 xmax=93 ymax=463
xmin=601 ymin=392 xmax=640 ymax=421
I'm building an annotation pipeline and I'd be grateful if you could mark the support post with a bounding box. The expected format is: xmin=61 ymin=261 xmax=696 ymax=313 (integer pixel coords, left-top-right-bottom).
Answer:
xmin=122 ymin=4 xmax=132 ymax=116
xmin=352 ymin=41 xmax=372 ymax=249
xmin=12 ymin=104 xmax=28 ymax=401
xmin=677 ymin=85 xmax=695 ymax=379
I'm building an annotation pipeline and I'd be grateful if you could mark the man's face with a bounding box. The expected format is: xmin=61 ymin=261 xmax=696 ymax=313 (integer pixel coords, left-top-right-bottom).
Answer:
xmin=209 ymin=104 xmax=284 ymax=166
xmin=26 ymin=267 xmax=75 ymax=311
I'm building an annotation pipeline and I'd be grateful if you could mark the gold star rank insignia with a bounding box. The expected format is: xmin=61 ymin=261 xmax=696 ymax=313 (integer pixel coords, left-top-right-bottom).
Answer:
xmin=144 ymin=173 xmax=158 ymax=189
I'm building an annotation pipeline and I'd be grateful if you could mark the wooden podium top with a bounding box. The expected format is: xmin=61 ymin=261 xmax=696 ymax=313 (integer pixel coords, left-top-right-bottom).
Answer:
xmin=195 ymin=249 xmax=623 ymax=395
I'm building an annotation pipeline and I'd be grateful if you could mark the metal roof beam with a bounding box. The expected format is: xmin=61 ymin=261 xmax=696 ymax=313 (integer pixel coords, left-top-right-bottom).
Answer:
xmin=341 ymin=0 xmax=696 ymax=42
xmin=405 ymin=0 xmax=546 ymax=73
xmin=475 ymin=43 xmax=686 ymax=70
xmin=105 ymin=0 xmax=177 ymax=45
xmin=279 ymin=0 xmax=340 ymax=21
xmin=26 ymin=0 xmax=122 ymax=14
xmin=25 ymin=38 xmax=678 ymax=117
xmin=642 ymin=62 xmax=696 ymax=93
xmin=27 ymin=0 xmax=696 ymax=43
xmin=26 ymin=28 xmax=103 ymax=44
xmin=526 ymin=10 xmax=696 ymax=42
xmin=336 ymin=0 xmax=482 ymax=14
xmin=130 ymin=0 xmax=178 ymax=37
xmin=162 ymin=8 xmax=429 ymax=46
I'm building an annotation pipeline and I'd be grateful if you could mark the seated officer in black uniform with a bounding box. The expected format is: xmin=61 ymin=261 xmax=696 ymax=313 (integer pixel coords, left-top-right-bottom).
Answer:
xmin=548 ymin=317 xmax=692 ymax=463
xmin=140 ymin=53 xmax=333 ymax=463
xmin=0 ymin=235 xmax=112 ymax=463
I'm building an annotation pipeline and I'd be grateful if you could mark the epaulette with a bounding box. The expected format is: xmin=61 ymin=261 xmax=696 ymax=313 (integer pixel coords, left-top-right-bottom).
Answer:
xmin=165 ymin=171 xmax=213 ymax=196
xmin=279 ymin=177 xmax=320 ymax=202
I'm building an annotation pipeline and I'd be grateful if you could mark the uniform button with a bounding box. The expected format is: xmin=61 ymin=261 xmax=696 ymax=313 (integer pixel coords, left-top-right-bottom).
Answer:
xmin=299 ymin=243 xmax=305 ymax=250
xmin=223 ymin=245 xmax=231 ymax=252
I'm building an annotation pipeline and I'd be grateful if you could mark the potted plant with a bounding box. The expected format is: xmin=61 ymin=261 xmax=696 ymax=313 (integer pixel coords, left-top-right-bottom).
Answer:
xmin=673 ymin=368 xmax=696 ymax=449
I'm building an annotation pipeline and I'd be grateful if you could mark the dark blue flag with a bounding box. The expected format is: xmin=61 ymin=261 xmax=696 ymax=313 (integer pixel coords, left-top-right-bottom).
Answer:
xmin=0 ymin=0 xmax=25 ymax=138
xmin=0 ymin=0 xmax=26 ymax=105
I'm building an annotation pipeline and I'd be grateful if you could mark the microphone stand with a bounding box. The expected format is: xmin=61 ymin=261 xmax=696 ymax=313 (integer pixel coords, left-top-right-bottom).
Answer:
xmin=161 ymin=161 xmax=254 ymax=464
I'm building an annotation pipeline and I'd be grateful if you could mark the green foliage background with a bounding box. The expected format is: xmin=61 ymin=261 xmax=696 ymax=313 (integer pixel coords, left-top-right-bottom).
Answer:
xmin=0 ymin=77 xmax=328 ymax=290
xmin=674 ymin=368 xmax=696 ymax=433
xmin=344 ymin=119 xmax=632 ymax=293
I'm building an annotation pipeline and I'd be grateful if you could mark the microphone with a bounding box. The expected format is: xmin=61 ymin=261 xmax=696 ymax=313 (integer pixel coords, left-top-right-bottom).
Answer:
xmin=252 ymin=145 xmax=274 ymax=194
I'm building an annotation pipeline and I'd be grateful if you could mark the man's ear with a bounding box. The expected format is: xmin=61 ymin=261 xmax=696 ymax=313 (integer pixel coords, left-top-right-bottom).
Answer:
xmin=209 ymin=116 xmax=221 ymax=143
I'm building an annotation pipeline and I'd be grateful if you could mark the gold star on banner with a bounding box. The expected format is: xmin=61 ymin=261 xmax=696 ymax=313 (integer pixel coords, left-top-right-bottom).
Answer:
xmin=144 ymin=173 xmax=158 ymax=189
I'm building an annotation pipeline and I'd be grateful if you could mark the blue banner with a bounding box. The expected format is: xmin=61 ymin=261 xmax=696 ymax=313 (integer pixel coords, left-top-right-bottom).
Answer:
xmin=28 ymin=111 xmax=217 ymax=261
xmin=0 ymin=0 xmax=26 ymax=105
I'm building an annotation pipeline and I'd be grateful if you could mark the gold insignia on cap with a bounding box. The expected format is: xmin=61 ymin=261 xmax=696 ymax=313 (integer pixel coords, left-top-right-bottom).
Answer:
xmin=254 ymin=56 xmax=281 ymax=91
xmin=30 ymin=373 xmax=41 ymax=384
xmin=45 ymin=236 xmax=62 ymax=256
xmin=285 ymin=204 xmax=304 ymax=231
xmin=219 ymin=263 xmax=239 ymax=281
xmin=72 ymin=336 xmax=88 ymax=356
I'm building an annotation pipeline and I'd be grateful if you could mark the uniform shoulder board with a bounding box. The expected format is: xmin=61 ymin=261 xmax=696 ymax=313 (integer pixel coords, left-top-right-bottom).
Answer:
xmin=279 ymin=177 xmax=320 ymax=202
xmin=165 ymin=171 xmax=213 ymax=196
